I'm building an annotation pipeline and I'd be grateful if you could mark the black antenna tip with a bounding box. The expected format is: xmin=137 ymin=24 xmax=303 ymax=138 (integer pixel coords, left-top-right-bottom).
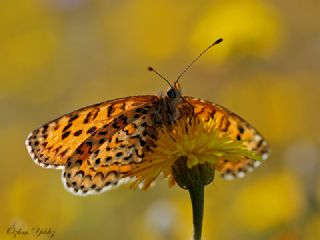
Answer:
xmin=147 ymin=66 xmax=154 ymax=71
xmin=214 ymin=38 xmax=223 ymax=45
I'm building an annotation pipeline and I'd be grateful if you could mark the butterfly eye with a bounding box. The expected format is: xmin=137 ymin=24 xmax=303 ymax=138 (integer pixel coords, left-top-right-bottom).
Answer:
xmin=167 ymin=88 xmax=176 ymax=98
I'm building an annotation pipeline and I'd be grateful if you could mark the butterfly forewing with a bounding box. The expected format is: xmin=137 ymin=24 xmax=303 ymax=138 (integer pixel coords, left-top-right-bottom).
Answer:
xmin=184 ymin=96 xmax=270 ymax=179
xmin=26 ymin=96 xmax=157 ymax=169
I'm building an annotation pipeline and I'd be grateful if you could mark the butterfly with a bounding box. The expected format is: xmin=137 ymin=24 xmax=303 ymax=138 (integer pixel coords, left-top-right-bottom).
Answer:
xmin=26 ymin=39 xmax=269 ymax=195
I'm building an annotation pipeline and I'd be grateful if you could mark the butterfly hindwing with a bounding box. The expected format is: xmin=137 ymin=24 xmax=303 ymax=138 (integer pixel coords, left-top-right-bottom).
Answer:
xmin=184 ymin=96 xmax=270 ymax=179
xmin=26 ymin=96 xmax=157 ymax=169
xmin=62 ymin=104 xmax=158 ymax=195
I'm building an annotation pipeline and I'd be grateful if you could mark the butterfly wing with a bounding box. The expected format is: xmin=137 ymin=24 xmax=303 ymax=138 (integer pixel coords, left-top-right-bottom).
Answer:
xmin=62 ymin=104 xmax=158 ymax=195
xmin=26 ymin=96 xmax=158 ymax=169
xmin=184 ymin=96 xmax=270 ymax=179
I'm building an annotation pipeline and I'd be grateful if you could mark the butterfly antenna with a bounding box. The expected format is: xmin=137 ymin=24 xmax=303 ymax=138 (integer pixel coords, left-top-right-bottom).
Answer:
xmin=175 ymin=38 xmax=223 ymax=83
xmin=148 ymin=66 xmax=174 ymax=88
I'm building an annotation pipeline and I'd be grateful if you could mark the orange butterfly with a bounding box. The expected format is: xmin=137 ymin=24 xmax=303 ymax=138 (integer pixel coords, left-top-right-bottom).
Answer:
xmin=26 ymin=39 xmax=269 ymax=195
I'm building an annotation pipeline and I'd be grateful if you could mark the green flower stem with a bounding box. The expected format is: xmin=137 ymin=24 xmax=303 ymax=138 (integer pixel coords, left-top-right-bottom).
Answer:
xmin=187 ymin=180 xmax=204 ymax=240
xmin=172 ymin=157 xmax=215 ymax=240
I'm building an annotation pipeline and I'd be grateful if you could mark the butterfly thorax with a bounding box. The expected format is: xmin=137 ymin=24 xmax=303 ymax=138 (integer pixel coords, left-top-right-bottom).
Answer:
xmin=156 ymin=95 xmax=182 ymax=125
xmin=155 ymin=83 xmax=193 ymax=126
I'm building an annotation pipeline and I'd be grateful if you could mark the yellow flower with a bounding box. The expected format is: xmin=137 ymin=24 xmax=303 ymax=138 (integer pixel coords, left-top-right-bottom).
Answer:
xmin=128 ymin=117 xmax=262 ymax=190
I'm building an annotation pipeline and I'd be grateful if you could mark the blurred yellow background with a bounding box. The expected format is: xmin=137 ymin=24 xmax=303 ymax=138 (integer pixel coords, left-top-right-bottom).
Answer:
xmin=1 ymin=0 xmax=320 ymax=239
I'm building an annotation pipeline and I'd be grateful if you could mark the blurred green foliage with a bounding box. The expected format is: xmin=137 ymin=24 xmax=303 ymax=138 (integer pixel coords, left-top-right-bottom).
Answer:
xmin=1 ymin=0 xmax=319 ymax=239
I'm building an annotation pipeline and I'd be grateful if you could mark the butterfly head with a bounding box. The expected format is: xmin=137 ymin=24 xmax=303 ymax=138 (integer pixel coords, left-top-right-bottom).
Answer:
xmin=166 ymin=82 xmax=182 ymax=99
